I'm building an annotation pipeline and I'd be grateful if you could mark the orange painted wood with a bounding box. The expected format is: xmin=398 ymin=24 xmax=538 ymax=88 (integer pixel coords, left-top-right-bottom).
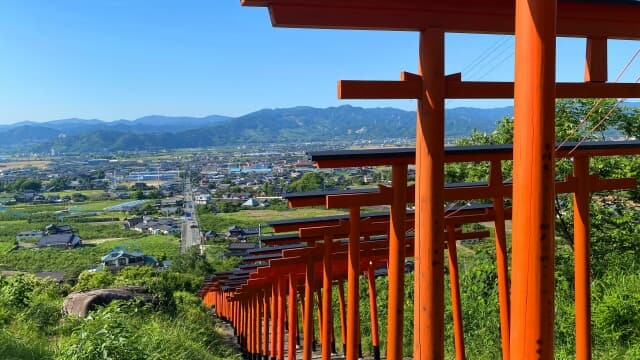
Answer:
xmin=271 ymin=284 xmax=278 ymax=359
xmin=303 ymin=239 xmax=315 ymax=360
xmin=277 ymin=277 xmax=286 ymax=360
xmin=256 ymin=294 xmax=263 ymax=358
xmin=490 ymin=161 xmax=511 ymax=360
xmin=366 ymin=264 xmax=380 ymax=355
xmin=288 ymin=274 xmax=297 ymax=360
xmin=511 ymin=0 xmax=557 ymax=358
xmin=445 ymin=78 xmax=640 ymax=99
xmin=446 ymin=225 xmax=466 ymax=360
xmin=347 ymin=206 xmax=360 ymax=360
xmin=321 ymin=233 xmax=333 ymax=360
xmin=242 ymin=0 xmax=640 ymax=39
xmin=326 ymin=190 xmax=392 ymax=208
xmin=338 ymin=279 xmax=347 ymax=355
xmin=287 ymin=196 xmax=328 ymax=207
xmin=573 ymin=156 xmax=592 ymax=360
xmin=556 ymin=82 xmax=640 ymax=98
xmin=244 ymin=300 xmax=249 ymax=350
xmin=414 ymin=28 xmax=446 ymax=360
xmin=585 ymin=37 xmax=607 ymax=83
xmin=312 ymin=157 xmax=415 ymax=168
xmin=387 ymin=164 xmax=408 ymax=360
xmin=338 ymin=76 xmax=422 ymax=99
xmin=315 ymin=289 xmax=323 ymax=337
xmin=263 ymin=292 xmax=270 ymax=359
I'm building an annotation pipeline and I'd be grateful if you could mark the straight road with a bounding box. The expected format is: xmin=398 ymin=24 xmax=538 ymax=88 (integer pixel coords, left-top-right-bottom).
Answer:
xmin=180 ymin=181 xmax=201 ymax=253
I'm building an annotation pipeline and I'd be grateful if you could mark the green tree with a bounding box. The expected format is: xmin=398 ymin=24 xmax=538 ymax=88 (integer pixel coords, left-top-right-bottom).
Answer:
xmin=15 ymin=178 xmax=43 ymax=192
xmin=287 ymin=172 xmax=325 ymax=193
xmin=171 ymin=247 xmax=215 ymax=278
xmin=260 ymin=181 xmax=276 ymax=196
xmin=75 ymin=269 xmax=116 ymax=291
xmin=134 ymin=189 xmax=145 ymax=200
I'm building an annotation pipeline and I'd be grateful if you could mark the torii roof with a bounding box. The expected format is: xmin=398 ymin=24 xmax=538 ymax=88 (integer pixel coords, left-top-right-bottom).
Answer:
xmin=307 ymin=141 xmax=640 ymax=168
xmin=241 ymin=0 xmax=640 ymax=39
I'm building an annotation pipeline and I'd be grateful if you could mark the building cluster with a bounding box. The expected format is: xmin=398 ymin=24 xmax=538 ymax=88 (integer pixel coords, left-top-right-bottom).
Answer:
xmin=123 ymin=216 xmax=181 ymax=235
xmin=17 ymin=223 xmax=82 ymax=248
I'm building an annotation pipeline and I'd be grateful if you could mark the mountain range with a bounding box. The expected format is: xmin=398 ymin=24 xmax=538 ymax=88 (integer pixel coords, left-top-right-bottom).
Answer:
xmin=1 ymin=105 xmax=518 ymax=153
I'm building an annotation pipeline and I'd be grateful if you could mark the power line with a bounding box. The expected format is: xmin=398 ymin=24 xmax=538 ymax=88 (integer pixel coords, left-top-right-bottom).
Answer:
xmin=462 ymin=37 xmax=511 ymax=79
xmin=567 ymin=76 xmax=640 ymax=155
xmin=556 ymin=46 xmax=640 ymax=151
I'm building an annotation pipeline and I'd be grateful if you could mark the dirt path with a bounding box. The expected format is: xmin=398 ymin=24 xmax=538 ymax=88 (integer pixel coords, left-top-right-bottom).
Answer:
xmin=82 ymin=237 xmax=127 ymax=245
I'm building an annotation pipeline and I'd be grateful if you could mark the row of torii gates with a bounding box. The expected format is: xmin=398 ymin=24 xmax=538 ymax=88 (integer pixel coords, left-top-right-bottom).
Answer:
xmin=200 ymin=142 xmax=640 ymax=360
xmin=200 ymin=1 xmax=640 ymax=359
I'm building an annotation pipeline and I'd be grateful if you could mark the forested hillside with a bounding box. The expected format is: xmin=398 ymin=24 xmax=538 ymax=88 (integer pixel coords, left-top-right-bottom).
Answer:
xmin=2 ymin=105 xmax=516 ymax=152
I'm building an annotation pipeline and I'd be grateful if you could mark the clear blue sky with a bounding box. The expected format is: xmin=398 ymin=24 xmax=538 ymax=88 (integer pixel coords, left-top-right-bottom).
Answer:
xmin=0 ymin=0 xmax=638 ymax=124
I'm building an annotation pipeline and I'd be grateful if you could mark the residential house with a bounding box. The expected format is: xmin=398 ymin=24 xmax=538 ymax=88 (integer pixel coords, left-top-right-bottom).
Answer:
xmin=36 ymin=233 xmax=82 ymax=248
xmin=46 ymin=194 xmax=61 ymax=203
xmin=226 ymin=225 xmax=259 ymax=240
xmin=99 ymin=249 xmax=157 ymax=271
xmin=130 ymin=217 xmax=179 ymax=235
xmin=194 ymin=193 xmax=212 ymax=205
xmin=123 ymin=217 xmax=144 ymax=229
xmin=241 ymin=198 xmax=269 ymax=208
xmin=241 ymin=198 xmax=260 ymax=207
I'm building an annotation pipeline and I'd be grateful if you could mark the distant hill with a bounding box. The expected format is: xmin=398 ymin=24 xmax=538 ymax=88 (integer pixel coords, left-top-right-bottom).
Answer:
xmin=0 ymin=115 xmax=231 ymax=135
xmin=0 ymin=105 xmax=517 ymax=152
xmin=0 ymin=125 xmax=64 ymax=147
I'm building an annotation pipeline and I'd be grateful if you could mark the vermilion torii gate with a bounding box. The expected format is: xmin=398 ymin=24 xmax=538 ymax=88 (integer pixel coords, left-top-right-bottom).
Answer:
xmin=240 ymin=1 xmax=640 ymax=359
xmin=203 ymin=209 xmax=493 ymax=360
xmin=201 ymin=142 xmax=640 ymax=360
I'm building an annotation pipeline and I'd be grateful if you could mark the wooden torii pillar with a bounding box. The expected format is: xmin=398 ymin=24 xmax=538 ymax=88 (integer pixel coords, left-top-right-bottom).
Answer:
xmin=337 ymin=30 xmax=447 ymax=360
xmin=575 ymin=35 xmax=605 ymax=360
xmin=512 ymin=1 xmax=556 ymax=358
xmin=338 ymin=69 xmax=435 ymax=360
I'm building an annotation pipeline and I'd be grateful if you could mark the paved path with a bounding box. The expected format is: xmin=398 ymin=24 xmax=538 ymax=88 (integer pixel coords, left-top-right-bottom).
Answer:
xmin=180 ymin=181 xmax=201 ymax=254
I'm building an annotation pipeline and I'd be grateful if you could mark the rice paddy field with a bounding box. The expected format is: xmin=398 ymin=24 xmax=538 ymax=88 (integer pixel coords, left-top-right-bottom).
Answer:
xmin=0 ymin=197 xmax=178 ymax=274
xmin=0 ymin=160 xmax=50 ymax=170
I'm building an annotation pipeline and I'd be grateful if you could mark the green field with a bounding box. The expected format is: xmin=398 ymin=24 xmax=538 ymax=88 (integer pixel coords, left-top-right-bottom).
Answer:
xmin=0 ymin=242 xmax=15 ymax=254
xmin=43 ymin=189 xmax=108 ymax=198
xmin=6 ymin=203 xmax=67 ymax=213
xmin=74 ymin=199 xmax=132 ymax=211
xmin=0 ymin=235 xmax=179 ymax=273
